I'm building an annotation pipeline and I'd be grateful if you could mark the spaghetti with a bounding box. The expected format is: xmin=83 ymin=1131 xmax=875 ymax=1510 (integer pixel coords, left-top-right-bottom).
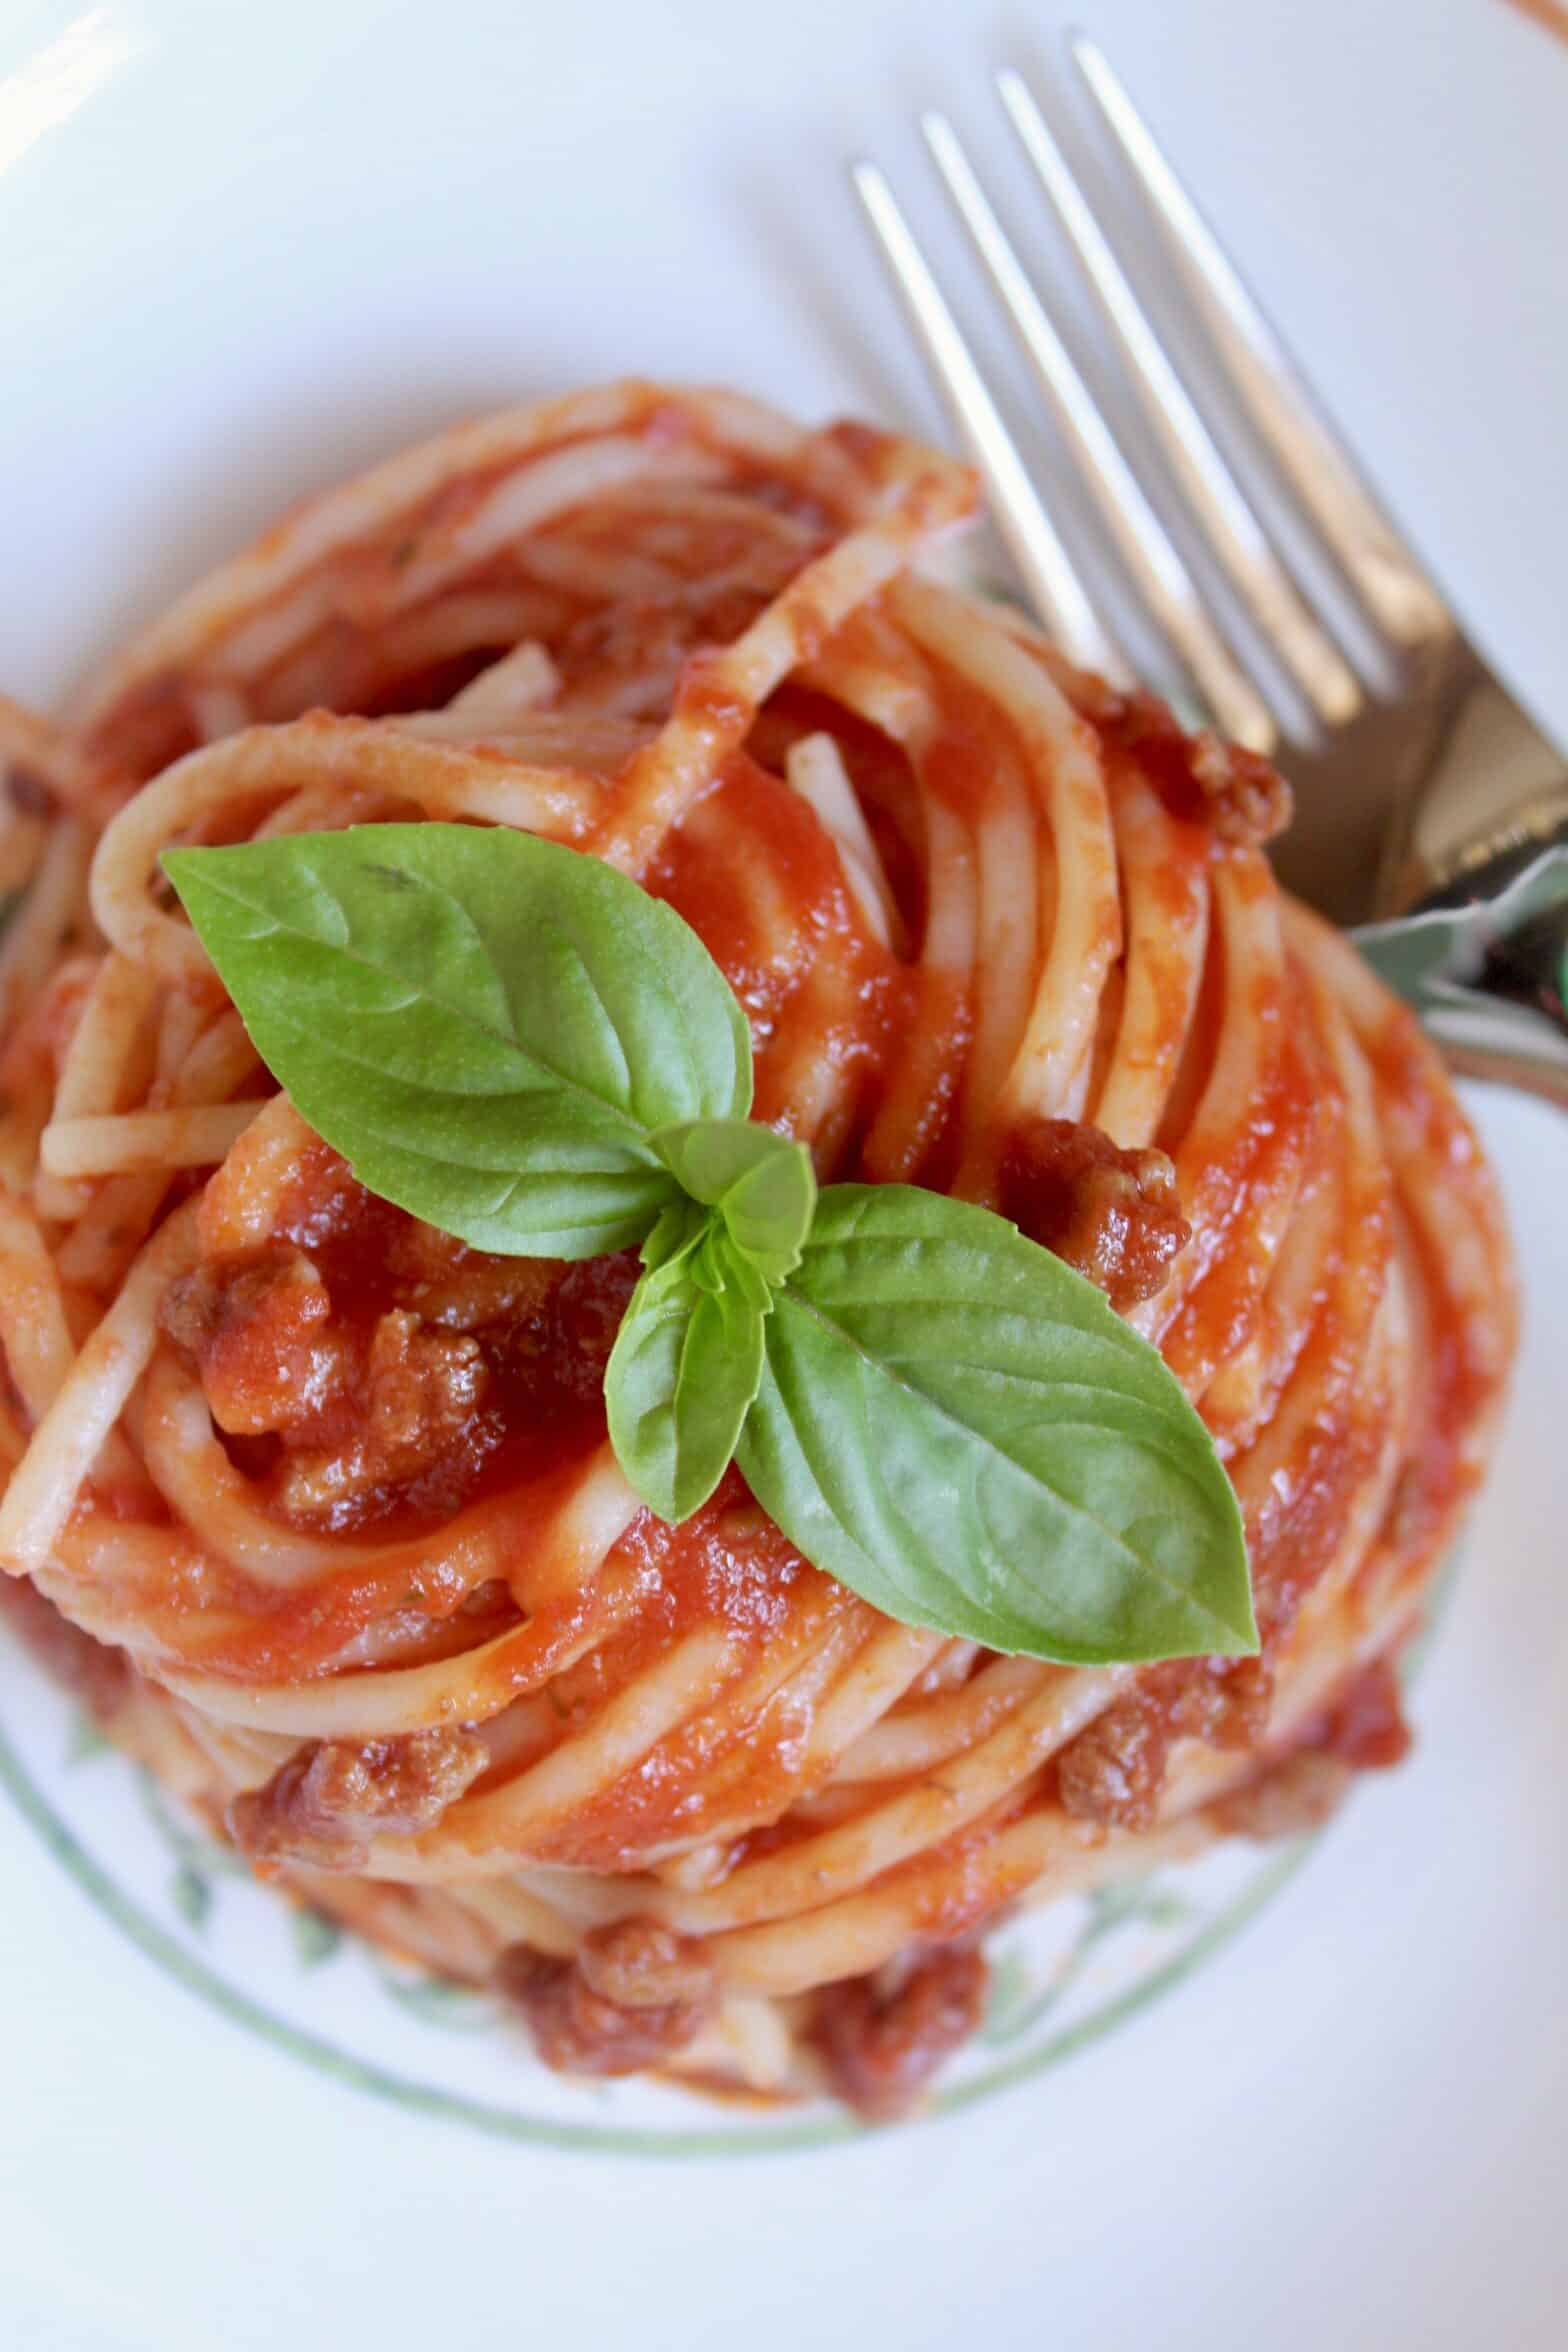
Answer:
xmin=0 ymin=383 xmax=1516 ymax=2116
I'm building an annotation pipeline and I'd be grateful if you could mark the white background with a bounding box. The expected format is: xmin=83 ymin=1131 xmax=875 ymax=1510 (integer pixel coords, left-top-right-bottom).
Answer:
xmin=1 ymin=3 xmax=1565 ymax=2345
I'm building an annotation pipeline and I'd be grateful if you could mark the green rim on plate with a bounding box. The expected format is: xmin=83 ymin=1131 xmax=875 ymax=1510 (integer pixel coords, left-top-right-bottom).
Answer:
xmin=0 ymin=1553 xmax=1454 ymax=2157
xmin=0 ymin=1703 xmax=1317 ymax=2158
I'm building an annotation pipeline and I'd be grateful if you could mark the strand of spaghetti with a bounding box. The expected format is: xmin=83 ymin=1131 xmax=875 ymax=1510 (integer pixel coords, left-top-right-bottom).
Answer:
xmin=422 ymin=1877 xmax=582 ymax=1964
xmin=0 ymin=692 xmax=97 ymax=817
xmin=646 ymin=1665 xmax=1125 ymax=1937
xmin=507 ymin=532 xmax=682 ymax=604
xmin=595 ymin=460 xmax=974 ymax=873
xmin=1224 ymin=941 xmax=1393 ymax=1491
xmin=157 ymin=1578 xmax=646 ymax=1738
xmin=1198 ymin=1046 xmax=1344 ymax=1452
xmin=0 ymin=816 xmax=88 ymax=1042
xmin=805 ymin=623 xmax=980 ymax=1184
xmin=36 ymin=1506 xmax=505 ymax=1683
xmin=188 ymin=680 xmax=250 ymax=743
xmin=619 ymin=1610 xmax=883 ymax=1859
xmin=784 ymin=733 xmax=899 ymax=949
xmin=896 ymin=574 xmax=1121 ymax=1135
xmin=389 ymin=1627 xmax=750 ymax=1876
xmin=32 ymin=952 xmax=161 ymax=1220
xmin=251 ymin=779 xmax=389 ymax=840
xmin=947 ymin=730 xmax=1041 ymax=1193
xmin=135 ymin=1360 xmax=628 ymax=1644
xmin=399 ymin=710 xmax=644 ymax=788
xmin=89 ymin=717 xmax=612 ymax=986
xmin=836 ymin=1652 xmax=1053 ymax=1782
xmin=444 ymin=640 xmax=560 ymax=725
xmin=55 ymin=1011 xmax=261 ymax=1288
xmin=763 ymin=1618 xmax=949 ymax=1787
xmin=706 ymin=1799 xmax=1111 ymax=1996
xmin=0 ymin=1196 xmax=202 ymax=1577
xmin=1090 ymin=766 xmax=1211 ymax=1147
xmin=0 ymin=1192 xmax=79 ymax=1418
xmin=73 ymin=387 xmax=739 ymax=710
xmin=41 ymin=1101 xmax=263 ymax=1179
xmin=349 ymin=591 xmax=569 ymax=692
xmin=1138 ymin=855 xmax=1310 ymax=1382
xmin=372 ymin=439 xmax=730 ymax=619
xmin=754 ymin=957 xmax=872 ymax=1155
xmin=1296 ymin=906 xmax=1516 ymax=1394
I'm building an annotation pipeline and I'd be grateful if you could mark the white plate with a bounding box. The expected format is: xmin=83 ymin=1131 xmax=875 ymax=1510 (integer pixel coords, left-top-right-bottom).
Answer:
xmin=2 ymin=2 xmax=1566 ymax=2345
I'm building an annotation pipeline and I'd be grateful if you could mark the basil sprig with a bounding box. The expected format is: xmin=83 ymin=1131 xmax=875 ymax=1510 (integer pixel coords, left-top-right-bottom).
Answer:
xmin=165 ymin=825 xmax=1256 ymax=1665
xmin=739 ymin=1187 xmax=1248 ymax=1665
xmin=607 ymin=1123 xmax=815 ymax=1517
xmin=164 ymin=823 xmax=749 ymax=1259
xmin=607 ymin=1206 xmax=771 ymax=1521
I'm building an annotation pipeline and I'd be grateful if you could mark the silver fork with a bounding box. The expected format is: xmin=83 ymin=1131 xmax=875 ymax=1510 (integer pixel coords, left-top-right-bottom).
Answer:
xmin=851 ymin=38 xmax=1568 ymax=1101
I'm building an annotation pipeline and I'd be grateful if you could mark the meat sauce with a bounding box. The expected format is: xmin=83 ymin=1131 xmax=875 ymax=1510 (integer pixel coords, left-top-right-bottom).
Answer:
xmin=493 ymin=1931 xmax=716 ymax=2079
xmin=808 ymin=1944 xmax=991 ymax=2121
xmin=1056 ymin=1656 xmax=1275 ymax=1830
xmin=1104 ymin=690 xmax=1292 ymax=849
xmin=127 ymin=514 xmax=1489 ymax=2004
xmin=162 ymin=1144 xmax=639 ymax=1540
xmin=231 ymin=1725 xmax=490 ymax=1870
xmin=1211 ymin=1656 xmax=1412 ymax=1841
xmin=497 ymin=1479 xmax=871 ymax=1871
xmin=997 ymin=1117 xmax=1191 ymax=1311
xmin=152 ymin=688 xmax=1416 ymax=1869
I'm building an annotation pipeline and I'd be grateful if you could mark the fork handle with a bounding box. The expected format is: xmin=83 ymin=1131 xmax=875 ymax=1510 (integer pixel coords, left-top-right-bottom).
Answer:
xmin=1440 ymin=1039 xmax=1568 ymax=1114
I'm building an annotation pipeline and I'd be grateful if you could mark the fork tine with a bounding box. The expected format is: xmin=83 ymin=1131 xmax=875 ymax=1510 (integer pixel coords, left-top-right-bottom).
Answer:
xmin=997 ymin=68 xmax=1362 ymax=738
xmin=1068 ymin=32 xmax=1452 ymax=651
xmin=850 ymin=159 xmax=1130 ymax=684
xmin=921 ymin=110 xmax=1277 ymax=755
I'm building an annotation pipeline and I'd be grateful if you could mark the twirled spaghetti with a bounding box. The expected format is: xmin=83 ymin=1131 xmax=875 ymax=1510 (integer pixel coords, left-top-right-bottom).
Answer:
xmin=0 ymin=383 xmax=1516 ymax=2116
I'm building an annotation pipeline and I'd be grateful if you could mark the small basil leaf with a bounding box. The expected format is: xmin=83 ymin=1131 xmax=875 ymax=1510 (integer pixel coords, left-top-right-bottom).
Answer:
xmin=639 ymin=1195 xmax=710 ymax=1277
xmin=163 ymin=825 xmax=752 ymax=1258
xmin=654 ymin=1117 xmax=817 ymax=1280
xmin=738 ymin=1184 xmax=1255 ymax=1666
xmin=606 ymin=1217 xmax=768 ymax=1521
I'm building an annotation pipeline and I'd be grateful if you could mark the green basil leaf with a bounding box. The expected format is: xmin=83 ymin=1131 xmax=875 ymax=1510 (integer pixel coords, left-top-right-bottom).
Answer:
xmin=606 ymin=1216 xmax=769 ymax=1521
xmin=737 ymin=1184 xmax=1255 ymax=1666
xmin=163 ymin=825 xmax=752 ymax=1258
xmin=653 ymin=1117 xmax=816 ymax=1281
xmin=638 ymin=1195 xmax=710 ymax=1277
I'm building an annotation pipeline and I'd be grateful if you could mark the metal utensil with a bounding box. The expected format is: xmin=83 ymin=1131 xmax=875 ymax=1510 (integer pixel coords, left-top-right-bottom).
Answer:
xmin=852 ymin=36 xmax=1568 ymax=1104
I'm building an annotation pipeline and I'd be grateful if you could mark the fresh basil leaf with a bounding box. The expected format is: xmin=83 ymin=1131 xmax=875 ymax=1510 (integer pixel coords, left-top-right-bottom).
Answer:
xmin=639 ymin=1195 xmax=710 ymax=1277
xmin=738 ymin=1184 xmax=1255 ymax=1666
xmin=653 ymin=1117 xmax=816 ymax=1281
xmin=606 ymin=1216 xmax=769 ymax=1520
xmin=163 ymin=825 xmax=752 ymax=1258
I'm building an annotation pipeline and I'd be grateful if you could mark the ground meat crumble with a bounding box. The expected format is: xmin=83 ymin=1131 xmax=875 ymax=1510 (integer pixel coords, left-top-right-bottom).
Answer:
xmin=229 ymin=1726 xmax=489 ymax=1870
xmin=493 ymin=1922 xmax=717 ymax=2077
xmin=1106 ymin=690 xmax=1294 ymax=849
xmin=1057 ymin=1658 xmax=1275 ymax=1832
xmin=807 ymin=1944 xmax=990 ymax=2123
xmin=999 ymin=1117 xmax=1191 ymax=1312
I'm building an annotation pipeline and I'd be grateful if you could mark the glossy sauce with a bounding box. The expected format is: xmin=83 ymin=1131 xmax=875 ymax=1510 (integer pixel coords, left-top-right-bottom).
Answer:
xmin=121 ymin=432 xmax=1497 ymax=1879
